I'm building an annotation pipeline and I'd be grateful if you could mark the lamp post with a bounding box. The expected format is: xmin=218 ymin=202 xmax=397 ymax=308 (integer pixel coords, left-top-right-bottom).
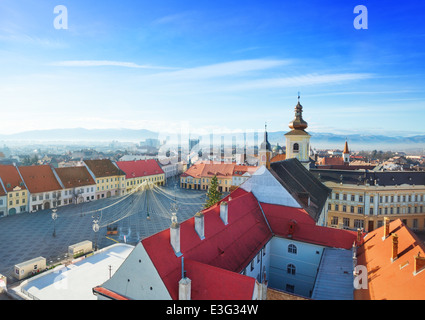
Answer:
xmin=92 ymin=213 xmax=100 ymax=251
xmin=52 ymin=208 xmax=58 ymax=237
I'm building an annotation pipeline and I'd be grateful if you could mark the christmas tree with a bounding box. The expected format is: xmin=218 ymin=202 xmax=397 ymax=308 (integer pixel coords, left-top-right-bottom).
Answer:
xmin=204 ymin=175 xmax=222 ymax=209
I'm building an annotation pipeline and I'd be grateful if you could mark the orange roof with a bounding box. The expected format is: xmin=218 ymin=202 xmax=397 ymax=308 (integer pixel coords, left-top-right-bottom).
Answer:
xmin=0 ymin=164 xmax=26 ymax=193
xmin=232 ymin=165 xmax=257 ymax=176
xmin=19 ymin=165 xmax=62 ymax=193
xmin=55 ymin=166 xmax=96 ymax=188
xmin=271 ymin=154 xmax=286 ymax=163
xmin=181 ymin=163 xmax=206 ymax=178
xmin=343 ymin=141 xmax=350 ymax=154
xmin=318 ymin=157 xmax=344 ymax=166
xmin=355 ymin=219 xmax=425 ymax=300
xmin=0 ymin=180 xmax=5 ymax=197
xmin=182 ymin=162 xmax=237 ymax=179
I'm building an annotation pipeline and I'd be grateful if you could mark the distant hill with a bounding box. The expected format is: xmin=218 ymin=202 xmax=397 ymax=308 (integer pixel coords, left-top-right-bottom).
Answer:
xmin=0 ymin=128 xmax=424 ymax=151
xmin=0 ymin=128 xmax=159 ymax=142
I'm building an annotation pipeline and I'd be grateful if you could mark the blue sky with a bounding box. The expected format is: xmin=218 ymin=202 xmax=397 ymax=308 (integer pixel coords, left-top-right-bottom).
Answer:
xmin=0 ymin=0 xmax=425 ymax=136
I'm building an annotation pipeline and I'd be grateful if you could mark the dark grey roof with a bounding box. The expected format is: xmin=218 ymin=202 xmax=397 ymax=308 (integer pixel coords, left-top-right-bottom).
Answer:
xmin=311 ymin=169 xmax=425 ymax=187
xmin=270 ymin=158 xmax=331 ymax=222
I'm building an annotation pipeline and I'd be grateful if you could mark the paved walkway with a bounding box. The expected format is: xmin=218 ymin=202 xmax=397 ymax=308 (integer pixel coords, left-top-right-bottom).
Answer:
xmin=0 ymin=183 xmax=206 ymax=285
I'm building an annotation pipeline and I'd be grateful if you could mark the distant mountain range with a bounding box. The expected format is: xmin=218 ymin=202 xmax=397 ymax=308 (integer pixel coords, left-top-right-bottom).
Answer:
xmin=0 ymin=128 xmax=424 ymax=151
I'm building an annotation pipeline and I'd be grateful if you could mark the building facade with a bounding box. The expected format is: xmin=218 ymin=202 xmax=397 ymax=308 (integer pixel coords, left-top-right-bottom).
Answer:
xmin=0 ymin=165 xmax=29 ymax=216
xmin=115 ymin=159 xmax=165 ymax=193
xmin=312 ymin=169 xmax=425 ymax=232
xmin=54 ymin=166 xmax=97 ymax=205
xmin=0 ymin=183 xmax=6 ymax=217
xmin=18 ymin=165 xmax=64 ymax=212
xmin=84 ymin=160 xmax=126 ymax=199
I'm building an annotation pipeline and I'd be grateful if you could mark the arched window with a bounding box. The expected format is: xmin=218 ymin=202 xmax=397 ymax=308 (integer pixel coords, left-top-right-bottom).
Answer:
xmin=293 ymin=143 xmax=299 ymax=153
xmin=288 ymin=244 xmax=297 ymax=254
xmin=287 ymin=264 xmax=296 ymax=275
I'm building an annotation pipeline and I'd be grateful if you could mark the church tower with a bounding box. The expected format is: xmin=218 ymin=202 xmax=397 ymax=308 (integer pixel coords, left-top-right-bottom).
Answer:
xmin=259 ymin=124 xmax=272 ymax=169
xmin=343 ymin=140 xmax=350 ymax=164
xmin=285 ymin=95 xmax=311 ymax=170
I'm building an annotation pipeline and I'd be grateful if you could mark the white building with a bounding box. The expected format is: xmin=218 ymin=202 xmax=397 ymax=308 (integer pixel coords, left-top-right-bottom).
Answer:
xmin=53 ymin=167 xmax=97 ymax=205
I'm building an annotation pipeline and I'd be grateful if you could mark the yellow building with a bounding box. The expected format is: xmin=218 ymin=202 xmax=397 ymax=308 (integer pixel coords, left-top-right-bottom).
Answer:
xmin=180 ymin=162 xmax=235 ymax=192
xmin=84 ymin=160 xmax=126 ymax=199
xmin=0 ymin=164 xmax=29 ymax=215
xmin=312 ymin=169 xmax=425 ymax=232
xmin=116 ymin=159 xmax=165 ymax=193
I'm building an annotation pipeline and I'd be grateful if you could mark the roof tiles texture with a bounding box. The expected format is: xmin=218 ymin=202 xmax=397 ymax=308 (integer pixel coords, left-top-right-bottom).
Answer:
xmin=18 ymin=165 xmax=62 ymax=193
xmin=0 ymin=165 xmax=26 ymax=194
xmin=182 ymin=162 xmax=256 ymax=179
xmin=84 ymin=159 xmax=125 ymax=178
xmin=355 ymin=219 xmax=425 ymax=300
xmin=55 ymin=166 xmax=96 ymax=188
xmin=115 ymin=159 xmax=164 ymax=179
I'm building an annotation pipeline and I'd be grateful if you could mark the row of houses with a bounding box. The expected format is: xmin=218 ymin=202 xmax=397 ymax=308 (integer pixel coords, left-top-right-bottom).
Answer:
xmin=180 ymin=162 xmax=258 ymax=192
xmin=0 ymin=159 xmax=173 ymax=217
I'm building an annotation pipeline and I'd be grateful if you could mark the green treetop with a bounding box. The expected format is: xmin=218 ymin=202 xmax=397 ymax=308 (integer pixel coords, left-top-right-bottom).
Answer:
xmin=204 ymin=175 xmax=222 ymax=209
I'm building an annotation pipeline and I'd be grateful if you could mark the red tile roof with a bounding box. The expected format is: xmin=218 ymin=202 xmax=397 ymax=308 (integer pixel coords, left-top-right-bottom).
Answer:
xmin=0 ymin=164 xmax=27 ymax=193
xmin=271 ymin=154 xmax=286 ymax=163
xmin=185 ymin=259 xmax=256 ymax=300
xmin=55 ymin=166 xmax=96 ymax=188
xmin=318 ymin=157 xmax=344 ymax=166
xmin=232 ymin=165 xmax=257 ymax=176
xmin=260 ymin=202 xmax=357 ymax=250
xmin=0 ymin=180 xmax=6 ymax=197
xmin=115 ymin=159 xmax=164 ymax=179
xmin=19 ymin=165 xmax=62 ymax=193
xmin=142 ymin=191 xmax=272 ymax=300
xmin=355 ymin=219 xmax=425 ymax=300
xmin=182 ymin=162 xmax=256 ymax=179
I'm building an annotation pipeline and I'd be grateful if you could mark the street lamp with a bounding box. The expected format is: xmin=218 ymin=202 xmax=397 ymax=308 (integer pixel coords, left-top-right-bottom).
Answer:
xmin=52 ymin=208 xmax=58 ymax=237
xmin=92 ymin=214 xmax=100 ymax=251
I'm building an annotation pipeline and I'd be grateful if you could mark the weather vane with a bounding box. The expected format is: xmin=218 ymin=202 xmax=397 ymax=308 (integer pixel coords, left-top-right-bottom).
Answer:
xmin=297 ymin=91 xmax=301 ymax=102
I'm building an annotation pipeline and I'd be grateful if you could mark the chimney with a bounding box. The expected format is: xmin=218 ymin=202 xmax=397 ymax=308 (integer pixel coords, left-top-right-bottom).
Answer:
xmin=414 ymin=252 xmax=425 ymax=275
xmin=391 ymin=233 xmax=398 ymax=262
xmin=170 ymin=212 xmax=182 ymax=257
xmin=382 ymin=217 xmax=390 ymax=240
xmin=179 ymin=257 xmax=191 ymax=300
xmin=356 ymin=228 xmax=363 ymax=246
xmin=220 ymin=201 xmax=228 ymax=225
xmin=194 ymin=212 xmax=205 ymax=240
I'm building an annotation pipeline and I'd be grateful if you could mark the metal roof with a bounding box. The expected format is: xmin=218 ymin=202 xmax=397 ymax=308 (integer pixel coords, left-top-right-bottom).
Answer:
xmin=311 ymin=248 xmax=354 ymax=300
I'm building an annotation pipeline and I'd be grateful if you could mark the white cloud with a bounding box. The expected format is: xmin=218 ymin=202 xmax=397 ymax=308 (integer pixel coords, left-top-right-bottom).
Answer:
xmin=153 ymin=59 xmax=291 ymax=80
xmin=228 ymin=73 xmax=374 ymax=90
xmin=49 ymin=60 xmax=175 ymax=69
